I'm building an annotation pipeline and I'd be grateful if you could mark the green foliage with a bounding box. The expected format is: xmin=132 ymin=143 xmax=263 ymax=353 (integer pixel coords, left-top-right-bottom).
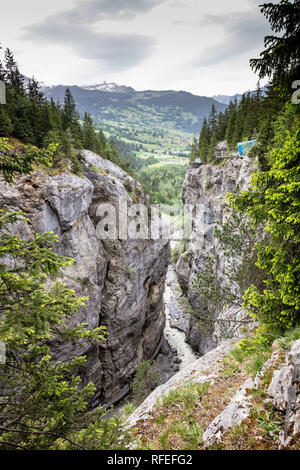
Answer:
xmin=138 ymin=164 xmax=187 ymax=205
xmin=161 ymin=381 xmax=209 ymax=410
xmin=131 ymin=360 xmax=161 ymax=406
xmin=0 ymin=138 xmax=122 ymax=451
xmin=0 ymin=137 xmax=57 ymax=183
xmin=0 ymin=208 xmax=108 ymax=449
xmin=193 ymin=87 xmax=264 ymax=162
xmin=170 ymin=420 xmax=203 ymax=450
xmin=192 ymin=208 xmax=265 ymax=325
xmin=229 ymin=105 xmax=300 ymax=330
xmin=189 ymin=135 xmax=198 ymax=164
xmin=227 ymin=329 xmax=275 ymax=377
xmin=0 ymin=47 xmax=126 ymax=174
xmin=121 ymin=403 xmax=137 ymax=417
xmin=0 ymin=106 xmax=13 ymax=136
xmin=54 ymin=409 xmax=131 ymax=450
xmin=221 ymin=361 xmax=240 ymax=378
xmin=252 ymin=406 xmax=285 ymax=441
xmin=198 ymin=118 xmax=210 ymax=162
xmin=159 ymin=429 xmax=170 ymax=449
xmin=249 ymin=0 xmax=300 ymax=97
xmin=153 ymin=381 xmax=209 ymax=450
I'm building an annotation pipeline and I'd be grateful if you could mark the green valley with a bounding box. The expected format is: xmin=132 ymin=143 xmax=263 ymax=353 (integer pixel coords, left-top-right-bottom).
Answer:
xmin=44 ymin=84 xmax=226 ymax=166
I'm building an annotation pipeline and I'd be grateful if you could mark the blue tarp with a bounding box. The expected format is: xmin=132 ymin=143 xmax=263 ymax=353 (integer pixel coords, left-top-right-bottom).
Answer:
xmin=237 ymin=139 xmax=257 ymax=156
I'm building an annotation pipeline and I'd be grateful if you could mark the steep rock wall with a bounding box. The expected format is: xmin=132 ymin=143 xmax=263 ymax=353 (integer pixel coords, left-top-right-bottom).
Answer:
xmin=176 ymin=157 xmax=256 ymax=354
xmin=0 ymin=150 xmax=170 ymax=405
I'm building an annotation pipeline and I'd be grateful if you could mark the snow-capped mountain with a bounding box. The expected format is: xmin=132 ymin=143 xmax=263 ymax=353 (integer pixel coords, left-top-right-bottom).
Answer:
xmin=82 ymin=81 xmax=134 ymax=94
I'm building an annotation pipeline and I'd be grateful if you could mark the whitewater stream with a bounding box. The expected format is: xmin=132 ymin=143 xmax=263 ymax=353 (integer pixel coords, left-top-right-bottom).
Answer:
xmin=164 ymin=266 xmax=198 ymax=369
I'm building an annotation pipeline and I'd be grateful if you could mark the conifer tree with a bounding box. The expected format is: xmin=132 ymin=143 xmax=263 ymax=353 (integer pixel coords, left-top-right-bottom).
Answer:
xmin=82 ymin=112 xmax=98 ymax=152
xmin=189 ymin=135 xmax=199 ymax=163
xmin=98 ymin=129 xmax=107 ymax=155
xmin=0 ymin=106 xmax=13 ymax=137
xmin=225 ymin=99 xmax=238 ymax=149
xmin=62 ymin=87 xmax=77 ymax=130
xmin=250 ymin=0 xmax=300 ymax=97
xmin=198 ymin=118 xmax=210 ymax=162
xmin=208 ymin=104 xmax=218 ymax=136
xmin=4 ymin=49 xmax=25 ymax=94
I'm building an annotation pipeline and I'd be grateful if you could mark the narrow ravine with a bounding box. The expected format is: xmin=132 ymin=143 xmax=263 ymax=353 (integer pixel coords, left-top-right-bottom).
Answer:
xmin=164 ymin=265 xmax=198 ymax=369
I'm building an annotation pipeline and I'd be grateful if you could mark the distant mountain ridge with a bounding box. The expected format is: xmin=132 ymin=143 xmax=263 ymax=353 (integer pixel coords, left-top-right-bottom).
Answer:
xmin=43 ymin=83 xmax=226 ymax=134
xmin=212 ymin=86 xmax=268 ymax=105
xmin=211 ymin=93 xmax=243 ymax=105
xmin=82 ymin=81 xmax=135 ymax=94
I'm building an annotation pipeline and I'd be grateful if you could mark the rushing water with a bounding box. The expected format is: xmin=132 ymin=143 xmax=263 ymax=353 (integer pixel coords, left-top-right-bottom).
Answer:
xmin=164 ymin=266 xmax=198 ymax=369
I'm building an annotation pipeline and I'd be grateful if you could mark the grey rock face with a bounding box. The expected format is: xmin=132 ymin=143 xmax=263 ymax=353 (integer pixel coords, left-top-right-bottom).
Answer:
xmin=126 ymin=339 xmax=238 ymax=429
xmin=269 ymin=340 xmax=300 ymax=448
xmin=176 ymin=157 xmax=256 ymax=354
xmin=0 ymin=150 xmax=170 ymax=404
xmin=202 ymin=378 xmax=254 ymax=447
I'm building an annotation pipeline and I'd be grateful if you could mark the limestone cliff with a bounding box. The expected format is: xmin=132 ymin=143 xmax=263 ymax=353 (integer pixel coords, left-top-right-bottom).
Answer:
xmin=0 ymin=150 xmax=170 ymax=405
xmin=176 ymin=157 xmax=256 ymax=354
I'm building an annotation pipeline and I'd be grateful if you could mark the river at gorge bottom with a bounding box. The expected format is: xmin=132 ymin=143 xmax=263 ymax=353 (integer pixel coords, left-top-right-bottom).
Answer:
xmin=164 ymin=265 xmax=198 ymax=369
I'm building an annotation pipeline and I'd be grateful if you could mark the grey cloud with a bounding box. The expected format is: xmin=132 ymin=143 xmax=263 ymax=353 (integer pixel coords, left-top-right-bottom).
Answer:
xmin=23 ymin=22 xmax=155 ymax=72
xmin=170 ymin=1 xmax=188 ymax=7
xmin=193 ymin=10 xmax=271 ymax=67
xmin=21 ymin=0 xmax=162 ymax=72
xmin=37 ymin=0 xmax=167 ymax=26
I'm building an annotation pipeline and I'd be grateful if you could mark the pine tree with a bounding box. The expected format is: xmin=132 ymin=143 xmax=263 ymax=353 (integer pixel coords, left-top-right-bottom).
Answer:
xmin=106 ymin=138 xmax=121 ymax=166
xmin=208 ymin=130 xmax=218 ymax=161
xmin=0 ymin=46 xmax=124 ymax=175
xmin=225 ymin=99 xmax=238 ymax=149
xmin=229 ymin=104 xmax=300 ymax=330
xmin=62 ymin=87 xmax=78 ymax=130
xmin=208 ymin=104 xmax=218 ymax=136
xmin=82 ymin=112 xmax=98 ymax=151
xmin=4 ymin=49 xmax=25 ymax=94
xmin=189 ymin=135 xmax=199 ymax=163
xmin=198 ymin=118 xmax=210 ymax=163
xmin=98 ymin=129 xmax=107 ymax=155
xmin=250 ymin=0 xmax=300 ymax=97
xmin=0 ymin=106 xmax=13 ymax=137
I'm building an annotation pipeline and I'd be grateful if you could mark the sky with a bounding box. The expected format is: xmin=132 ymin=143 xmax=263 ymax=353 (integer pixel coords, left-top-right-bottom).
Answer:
xmin=0 ymin=0 xmax=275 ymax=96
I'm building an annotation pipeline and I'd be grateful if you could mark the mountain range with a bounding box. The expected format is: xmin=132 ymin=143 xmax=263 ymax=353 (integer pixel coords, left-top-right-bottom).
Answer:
xmin=211 ymin=85 xmax=268 ymax=105
xmin=43 ymin=82 xmax=265 ymax=163
xmin=43 ymin=82 xmax=226 ymax=135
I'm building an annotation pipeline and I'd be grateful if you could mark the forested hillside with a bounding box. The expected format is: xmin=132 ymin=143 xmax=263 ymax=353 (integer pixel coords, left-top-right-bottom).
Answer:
xmin=43 ymin=83 xmax=226 ymax=169
xmin=44 ymin=84 xmax=226 ymax=134
xmin=190 ymin=84 xmax=289 ymax=167
xmin=0 ymin=49 xmax=190 ymax=206
xmin=0 ymin=48 xmax=126 ymax=174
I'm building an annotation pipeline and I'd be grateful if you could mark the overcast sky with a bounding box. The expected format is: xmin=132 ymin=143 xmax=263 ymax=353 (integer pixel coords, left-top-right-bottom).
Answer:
xmin=0 ymin=0 xmax=275 ymax=96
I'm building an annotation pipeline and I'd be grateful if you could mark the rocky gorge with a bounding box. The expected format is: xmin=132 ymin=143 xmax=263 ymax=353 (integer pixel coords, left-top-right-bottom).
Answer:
xmin=0 ymin=149 xmax=176 ymax=406
xmin=0 ymin=151 xmax=269 ymax=404
xmin=1 ymin=147 xmax=299 ymax=450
